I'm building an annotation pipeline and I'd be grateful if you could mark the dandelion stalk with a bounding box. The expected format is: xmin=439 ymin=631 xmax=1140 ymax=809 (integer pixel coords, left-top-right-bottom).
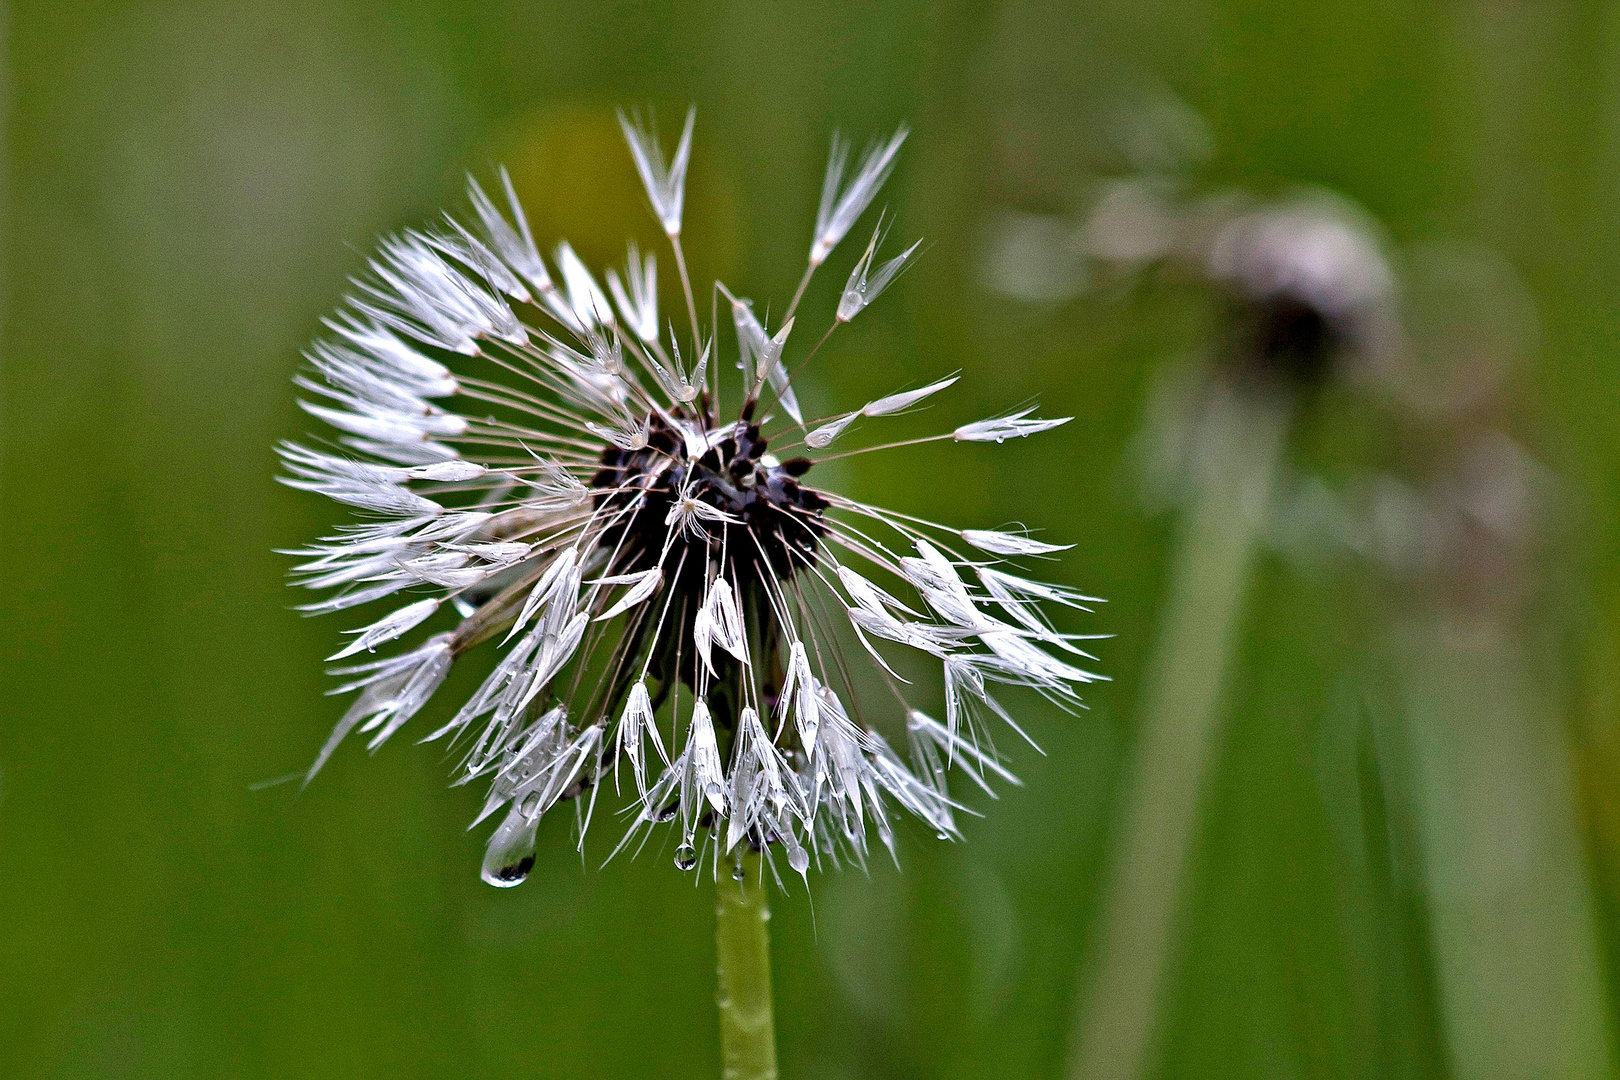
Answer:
xmin=1069 ymin=382 xmax=1289 ymax=1080
xmin=716 ymin=853 xmax=778 ymax=1080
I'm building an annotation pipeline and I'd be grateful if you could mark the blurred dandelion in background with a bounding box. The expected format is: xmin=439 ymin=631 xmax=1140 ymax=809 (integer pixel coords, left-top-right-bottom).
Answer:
xmin=984 ymin=89 xmax=1614 ymax=1080
xmin=1042 ymin=129 xmax=1401 ymax=1079
xmin=279 ymin=109 xmax=1097 ymax=1077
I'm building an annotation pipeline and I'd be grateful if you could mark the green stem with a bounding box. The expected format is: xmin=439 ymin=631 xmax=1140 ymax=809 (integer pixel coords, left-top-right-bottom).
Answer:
xmin=1068 ymin=383 xmax=1290 ymax=1080
xmin=716 ymin=853 xmax=778 ymax=1080
xmin=1394 ymin=617 xmax=1616 ymax=1080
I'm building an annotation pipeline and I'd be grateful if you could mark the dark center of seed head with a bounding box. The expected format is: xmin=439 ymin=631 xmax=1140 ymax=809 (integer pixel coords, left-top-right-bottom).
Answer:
xmin=589 ymin=411 xmax=828 ymax=594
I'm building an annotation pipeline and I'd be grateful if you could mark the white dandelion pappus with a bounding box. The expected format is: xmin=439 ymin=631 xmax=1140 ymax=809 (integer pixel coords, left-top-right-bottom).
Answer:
xmin=618 ymin=107 xmax=695 ymax=237
xmin=836 ymin=218 xmax=923 ymax=324
xmin=811 ymin=127 xmax=909 ymax=267
xmin=281 ymin=109 xmax=1099 ymax=888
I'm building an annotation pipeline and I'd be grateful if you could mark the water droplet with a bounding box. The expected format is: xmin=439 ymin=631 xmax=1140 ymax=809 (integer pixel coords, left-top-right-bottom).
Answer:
xmin=674 ymin=843 xmax=697 ymax=871
xmin=481 ymin=855 xmax=534 ymax=888
xmin=936 ymin=832 xmax=950 ymax=841
xmin=519 ymin=792 xmax=541 ymax=817
xmin=732 ymin=862 xmax=747 ymax=881
xmin=788 ymin=847 xmax=810 ymax=874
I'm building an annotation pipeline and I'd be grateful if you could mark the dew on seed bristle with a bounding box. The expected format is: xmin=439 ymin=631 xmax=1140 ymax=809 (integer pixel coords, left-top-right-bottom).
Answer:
xmin=674 ymin=843 xmax=697 ymax=871
xmin=483 ymin=855 xmax=535 ymax=888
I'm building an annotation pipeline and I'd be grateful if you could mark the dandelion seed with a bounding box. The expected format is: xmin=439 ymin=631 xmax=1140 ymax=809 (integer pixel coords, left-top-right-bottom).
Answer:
xmin=618 ymin=107 xmax=696 ymax=237
xmin=961 ymin=528 xmax=1073 ymax=557
xmin=327 ymin=597 xmax=440 ymax=660
xmin=953 ymin=407 xmax=1072 ymax=443
xmin=614 ymin=680 xmax=666 ymax=797
xmin=806 ymin=412 xmax=859 ymax=448
xmin=861 ymin=374 xmax=958 ymax=417
xmin=593 ymin=568 xmax=664 ymax=622
xmin=464 ymin=167 xmax=555 ymax=302
xmin=727 ymin=291 xmax=799 ymax=420
xmin=811 ymin=126 xmax=909 ymax=267
xmin=606 ymin=244 xmax=659 ymax=344
xmin=837 ymin=221 xmax=923 ymax=324
xmin=282 ymin=112 xmax=1097 ymax=886
xmin=555 ymin=242 xmax=615 ymax=330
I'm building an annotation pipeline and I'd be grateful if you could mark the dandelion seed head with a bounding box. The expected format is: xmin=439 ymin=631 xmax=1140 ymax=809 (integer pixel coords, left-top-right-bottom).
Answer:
xmin=281 ymin=109 xmax=1097 ymax=887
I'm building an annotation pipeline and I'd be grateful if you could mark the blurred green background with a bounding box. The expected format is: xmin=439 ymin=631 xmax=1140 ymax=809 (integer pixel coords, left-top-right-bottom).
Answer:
xmin=6 ymin=1 xmax=1620 ymax=1077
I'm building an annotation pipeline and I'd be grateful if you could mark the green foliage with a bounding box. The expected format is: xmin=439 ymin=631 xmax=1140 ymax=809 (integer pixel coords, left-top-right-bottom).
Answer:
xmin=5 ymin=1 xmax=1619 ymax=1076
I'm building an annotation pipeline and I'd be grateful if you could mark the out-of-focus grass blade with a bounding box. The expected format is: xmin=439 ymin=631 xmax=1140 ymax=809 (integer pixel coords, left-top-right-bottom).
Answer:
xmin=1394 ymin=619 xmax=1615 ymax=1080
xmin=1316 ymin=677 xmax=1449 ymax=1080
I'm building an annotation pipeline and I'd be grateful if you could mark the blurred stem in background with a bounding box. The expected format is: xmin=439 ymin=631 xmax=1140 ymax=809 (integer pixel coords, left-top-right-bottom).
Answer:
xmin=1371 ymin=322 xmax=1617 ymax=1077
xmin=715 ymin=853 xmax=777 ymax=1080
xmin=1064 ymin=187 xmax=1389 ymax=1080
xmin=1322 ymin=228 xmax=1620 ymax=1077
xmin=1069 ymin=380 xmax=1290 ymax=1080
xmin=1394 ymin=616 xmax=1614 ymax=1080
xmin=1062 ymin=155 xmax=1617 ymax=1077
xmin=1062 ymin=189 xmax=1402 ymax=1079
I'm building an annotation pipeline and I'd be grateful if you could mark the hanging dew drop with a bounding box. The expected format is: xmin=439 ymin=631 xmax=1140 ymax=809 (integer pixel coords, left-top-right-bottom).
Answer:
xmin=732 ymin=861 xmax=747 ymax=881
xmin=482 ymin=855 xmax=534 ymax=888
xmin=674 ymin=843 xmax=697 ymax=871
xmin=788 ymin=847 xmax=810 ymax=874
xmin=480 ymin=804 xmax=540 ymax=888
xmin=519 ymin=791 xmax=541 ymax=817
